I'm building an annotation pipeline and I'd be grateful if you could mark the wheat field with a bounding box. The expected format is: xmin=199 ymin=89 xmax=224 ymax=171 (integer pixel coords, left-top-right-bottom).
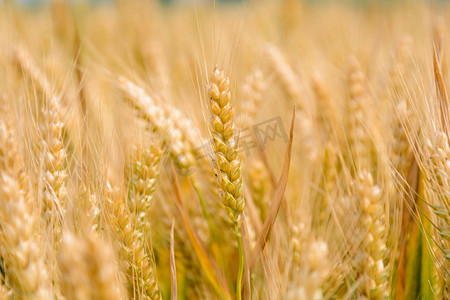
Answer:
xmin=0 ymin=0 xmax=448 ymax=299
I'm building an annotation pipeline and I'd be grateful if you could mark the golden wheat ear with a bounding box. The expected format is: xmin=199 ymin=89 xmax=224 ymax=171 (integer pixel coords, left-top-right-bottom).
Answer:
xmin=240 ymin=69 xmax=264 ymax=129
xmin=208 ymin=66 xmax=244 ymax=227
xmin=12 ymin=46 xmax=69 ymax=249
xmin=104 ymin=181 xmax=161 ymax=300
xmin=39 ymin=96 xmax=68 ymax=246
xmin=207 ymin=66 xmax=248 ymax=299
xmin=426 ymin=132 xmax=450 ymax=296
xmin=352 ymin=170 xmax=389 ymax=299
xmin=265 ymin=45 xmax=303 ymax=107
xmin=117 ymin=77 xmax=197 ymax=170
xmin=286 ymin=238 xmax=329 ymax=300
xmin=345 ymin=56 xmax=372 ymax=173
xmin=58 ymin=231 xmax=123 ymax=300
xmin=0 ymin=119 xmax=51 ymax=299
xmin=126 ymin=144 xmax=162 ymax=237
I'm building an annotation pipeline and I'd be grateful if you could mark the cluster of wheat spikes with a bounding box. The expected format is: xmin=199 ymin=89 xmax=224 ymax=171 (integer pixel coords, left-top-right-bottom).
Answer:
xmin=0 ymin=0 xmax=450 ymax=299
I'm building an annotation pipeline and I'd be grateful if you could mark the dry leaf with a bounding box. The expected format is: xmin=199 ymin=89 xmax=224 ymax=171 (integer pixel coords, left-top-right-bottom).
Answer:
xmin=249 ymin=106 xmax=296 ymax=274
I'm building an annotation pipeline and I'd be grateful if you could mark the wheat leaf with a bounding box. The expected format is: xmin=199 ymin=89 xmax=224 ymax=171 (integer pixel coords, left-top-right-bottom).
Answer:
xmin=249 ymin=106 xmax=295 ymax=274
xmin=172 ymin=170 xmax=231 ymax=300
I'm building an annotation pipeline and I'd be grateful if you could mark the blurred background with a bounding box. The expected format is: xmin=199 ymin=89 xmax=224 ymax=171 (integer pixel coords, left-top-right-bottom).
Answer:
xmin=4 ymin=0 xmax=448 ymax=8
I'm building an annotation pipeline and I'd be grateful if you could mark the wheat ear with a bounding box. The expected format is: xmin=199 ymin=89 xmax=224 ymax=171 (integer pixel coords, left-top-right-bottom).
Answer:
xmin=208 ymin=67 xmax=244 ymax=227
xmin=84 ymin=232 xmax=123 ymax=299
xmin=391 ymin=101 xmax=411 ymax=174
xmin=105 ymin=182 xmax=161 ymax=300
xmin=353 ymin=171 xmax=389 ymax=299
xmin=287 ymin=239 xmax=329 ymax=300
xmin=14 ymin=46 xmax=68 ymax=246
xmin=126 ymin=145 xmax=161 ymax=243
xmin=346 ymin=56 xmax=371 ymax=171
xmin=265 ymin=45 xmax=302 ymax=107
xmin=240 ymin=69 xmax=264 ymax=129
xmin=58 ymin=231 xmax=122 ymax=300
xmin=208 ymin=66 xmax=245 ymax=299
xmin=0 ymin=120 xmax=51 ymax=299
xmin=118 ymin=78 xmax=198 ymax=170
xmin=426 ymin=131 xmax=450 ymax=296
xmin=58 ymin=232 xmax=90 ymax=300
xmin=312 ymin=71 xmax=338 ymax=140
xmin=39 ymin=96 xmax=68 ymax=245
xmin=248 ymin=160 xmax=269 ymax=221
